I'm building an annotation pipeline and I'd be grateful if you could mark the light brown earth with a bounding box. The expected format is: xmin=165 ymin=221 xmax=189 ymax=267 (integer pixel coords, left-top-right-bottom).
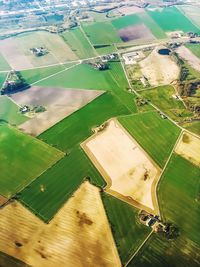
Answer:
xmin=175 ymin=132 xmax=200 ymax=167
xmin=0 ymin=195 xmax=7 ymax=206
xmin=176 ymin=45 xmax=200 ymax=73
xmin=82 ymin=119 xmax=161 ymax=213
xmin=118 ymin=24 xmax=155 ymax=42
xmin=117 ymin=6 xmax=144 ymax=15
xmin=0 ymin=181 xmax=121 ymax=267
xmin=139 ymin=46 xmax=180 ymax=86
xmin=0 ymin=31 xmax=78 ymax=69
xmin=11 ymin=86 xmax=103 ymax=136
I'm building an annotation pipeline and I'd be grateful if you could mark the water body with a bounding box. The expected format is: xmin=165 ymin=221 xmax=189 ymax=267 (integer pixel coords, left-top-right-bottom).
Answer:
xmin=158 ymin=48 xmax=171 ymax=55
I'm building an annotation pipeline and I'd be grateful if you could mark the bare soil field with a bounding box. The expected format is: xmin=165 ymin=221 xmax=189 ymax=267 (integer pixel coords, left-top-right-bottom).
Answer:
xmin=0 ymin=181 xmax=121 ymax=267
xmin=82 ymin=119 xmax=161 ymax=213
xmin=175 ymin=132 xmax=200 ymax=167
xmin=176 ymin=45 xmax=200 ymax=72
xmin=0 ymin=32 xmax=78 ymax=70
xmin=139 ymin=46 xmax=180 ymax=86
xmin=117 ymin=6 xmax=144 ymax=15
xmin=118 ymin=24 xmax=155 ymax=42
xmin=11 ymin=86 xmax=103 ymax=136
xmin=0 ymin=195 xmax=7 ymax=206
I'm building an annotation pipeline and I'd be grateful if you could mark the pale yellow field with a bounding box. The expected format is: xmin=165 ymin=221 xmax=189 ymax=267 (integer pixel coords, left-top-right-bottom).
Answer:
xmin=139 ymin=46 xmax=180 ymax=86
xmin=175 ymin=132 xmax=200 ymax=167
xmin=0 ymin=182 xmax=121 ymax=267
xmin=82 ymin=119 xmax=161 ymax=213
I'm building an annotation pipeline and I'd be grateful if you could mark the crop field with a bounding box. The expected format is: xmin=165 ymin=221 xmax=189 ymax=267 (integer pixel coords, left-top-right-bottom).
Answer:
xmin=1 ymin=182 xmax=121 ymax=267
xmin=12 ymin=86 xmax=102 ymax=136
xmin=147 ymin=6 xmax=200 ymax=33
xmin=185 ymin=43 xmax=200 ymax=58
xmin=0 ymin=52 xmax=10 ymax=71
xmin=0 ymin=124 xmax=64 ymax=198
xmin=175 ymin=132 xmax=200 ymax=167
xmin=0 ymin=96 xmax=28 ymax=125
xmin=118 ymin=111 xmax=181 ymax=168
xmin=140 ymin=85 xmax=192 ymax=121
xmin=39 ymin=92 xmax=130 ymax=152
xmin=81 ymin=22 xmax=122 ymax=44
xmin=82 ymin=119 xmax=160 ymax=212
xmin=94 ymin=44 xmax=117 ymax=55
xmin=102 ymin=193 xmax=151 ymax=265
xmin=178 ymin=5 xmax=200 ymax=28
xmin=158 ymin=154 xmax=200 ymax=245
xmin=61 ymin=27 xmax=96 ymax=59
xmin=128 ymin=233 xmax=200 ymax=267
xmin=18 ymin=147 xmax=105 ymax=222
xmin=0 ymin=31 xmax=78 ymax=69
xmin=0 ymin=252 xmax=30 ymax=267
xmin=181 ymin=121 xmax=200 ymax=136
xmin=36 ymin=61 xmax=137 ymax=113
xmin=0 ymin=72 xmax=8 ymax=88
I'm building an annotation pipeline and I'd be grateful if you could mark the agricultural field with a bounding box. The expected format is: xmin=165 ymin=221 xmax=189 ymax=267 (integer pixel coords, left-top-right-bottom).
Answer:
xmin=82 ymin=119 xmax=160 ymax=213
xmin=0 ymin=52 xmax=10 ymax=71
xmin=94 ymin=44 xmax=117 ymax=55
xmin=0 ymin=31 xmax=78 ymax=69
xmin=140 ymin=85 xmax=193 ymax=121
xmin=61 ymin=27 xmax=96 ymax=59
xmin=178 ymin=5 xmax=200 ymax=28
xmin=11 ymin=86 xmax=102 ymax=136
xmin=119 ymin=111 xmax=181 ymax=168
xmin=176 ymin=45 xmax=200 ymax=72
xmin=185 ymin=43 xmax=200 ymax=59
xmin=0 ymin=72 xmax=8 ymax=88
xmin=0 ymin=182 xmax=121 ymax=267
xmin=0 ymin=252 xmax=30 ymax=267
xmin=181 ymin=121 xmax=200 ymax=136
xmin=81 ymin=21 xmax=122 ymax=44
xmin=147 ymin=6 xmax=200 ymax=34
xmin=0 ymin=96 xmax=28 ymax=125
xmin=102 ymin=193 xmax=151 ymax=265
xmin=0 ymin=124 xmax=64 ymax=199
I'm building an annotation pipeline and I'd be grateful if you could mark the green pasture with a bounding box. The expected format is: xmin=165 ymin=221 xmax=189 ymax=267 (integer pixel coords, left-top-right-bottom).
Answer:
xmin=61 ymin=27 xmax=96 ymax=59
xmin=147 ymin=6 xmax=200 ymax=33
xmin=181 ymin=120 xmax=200 ymax=136
xmin=0 ymin=72 xmax=8 ymax=88
xmin=140 ymin=85 xmax=193 ymax=121
xmin=102 ymin=193 xmax=151 ymax=264
xmin=18 ymin=146 xmax=105 ymax=222
xmin=185 ymin=43 xmax=200 ymax=58
xmin=0 ymin=124 xmax=63 ymax=198
xmin=94 ymin=44 xmax=117 ymax=55
xmin=39 ymin=92 xmax=130 ymax=152
xmin=36 ymin=61 xmax=137 ymax=113
xmin=118 ymin=111 xmax=181 ymax=167
xmin=158 ymin=154 xmax=200 ymax=245
xmin=0 ymin=96 xmax=28 ymax=125
xmin=81 ymin=21 xmax=122 ymax=44
xmin=128 ymin=233 xmax=200 ymax=267
xmin=0 ymin=52 xmax=10 ymax=71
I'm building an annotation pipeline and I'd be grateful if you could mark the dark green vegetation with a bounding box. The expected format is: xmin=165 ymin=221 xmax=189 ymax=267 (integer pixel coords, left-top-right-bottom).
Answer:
xmin=147 ymin=6 xmax=200 ymax=34
xmin=0 ymin=96 xmax=28 ymax=125
xmin=81 ymin=21 xmax=122 ymax=44
xmin=185 ymin=43 xmax=200 ymax=58
xmin=18 ymin=92 xmax=130 ymax=221
xmin=102 ymin=193 xmax=151 ymax=265
xmin=140 ymin=85 xmax=193 ymax=121
xmin=0 ymin=124 xmax=63 ymax=198
xmin=128 ymin=234 xmax=200 ymax=267
xmin=0 ymin=52 xmax=10 ymax=71
xmin=158 ymin=154 xmax=200 ymax=245
xmin=36 ymin=61 xmax=137 ymax=113
xmin=61 ymin=27 xmax=96 ymax=58
xmin=119 ymin=112 xmax=181 ymax=167
xmin=0 ymin=252 xmax=30 ymax=267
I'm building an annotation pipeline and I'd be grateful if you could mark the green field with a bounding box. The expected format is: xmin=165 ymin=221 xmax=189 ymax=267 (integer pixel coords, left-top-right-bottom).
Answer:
xmin=0 ymin=124 xmax=63 ymax=198
xmin=61 ymin=27 xmax=96 ymax=59
xmin=185 ymin=43 xmax=200 ymax=58
xmin=36 ymin=61 xmax=137 ymax=113
xmin=94 ymin=44 xmax=117 ymax=55
xmin=118 ymin=112 xmax=181 ymax=167
xmin=0 ymin=72 xmax=8 ymax=88
xmin=81 ymin=21 xmax=122 ymax=44
xmin=102 ymin=193 xmax=151 ymax=264
xmin=147 ymin=6 xmax=200 ymax=33
xmin=0 ymin=96 xmax=28 ymax=125
xmin=0 ymin=52 xmax=10 ymax=71
xmin=181 ymin=120 xmax=200 ymax=136
xmin=18 ymin=146 xmax=105 ymax=222
xmin=178 ymin=5 xmax=200 ymax=28
xmin=128 ymin=233 xmax=200 ymax=267
xmin=39 ymin=92 xmax=130 ymax=151
xmin=0 ymin=252 xmax=30 ymax=267
xmin=112 ymin=12 xmax=166 ymax=39
xmin=140 ymin=85 xmax=193 ymax=121
xmin=158 ymin=154 xmax=200 ymax=245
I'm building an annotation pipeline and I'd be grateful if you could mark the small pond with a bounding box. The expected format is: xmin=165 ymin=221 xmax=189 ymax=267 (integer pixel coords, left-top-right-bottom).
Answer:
xmin=158 ymin=48 xmax=171 ymax=55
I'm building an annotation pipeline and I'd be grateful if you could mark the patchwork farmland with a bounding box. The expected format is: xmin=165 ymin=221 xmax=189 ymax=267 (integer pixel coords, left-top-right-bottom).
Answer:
xmin=1 ymin=2 xmax=200 ymax=266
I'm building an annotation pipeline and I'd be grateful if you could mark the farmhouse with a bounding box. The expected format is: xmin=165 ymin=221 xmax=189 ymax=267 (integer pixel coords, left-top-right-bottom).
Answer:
xmin=30 ymin=47 xmax=48 ymax=57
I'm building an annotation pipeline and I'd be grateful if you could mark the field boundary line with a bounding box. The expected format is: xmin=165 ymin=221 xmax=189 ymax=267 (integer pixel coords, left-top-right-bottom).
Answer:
xmin=124 ymin=230 xmax=154 ymax=267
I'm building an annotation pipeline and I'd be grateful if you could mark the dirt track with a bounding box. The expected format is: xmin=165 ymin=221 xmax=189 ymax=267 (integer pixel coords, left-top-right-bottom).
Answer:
xmin=0 ymin=182 xmax=121 ymax=267
xmin=82 ymin=119 xmax=161 ymax=213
